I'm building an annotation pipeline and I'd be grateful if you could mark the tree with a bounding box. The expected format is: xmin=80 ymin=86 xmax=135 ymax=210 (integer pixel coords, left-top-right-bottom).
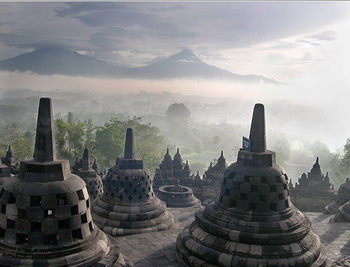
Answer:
xmin=0 ymin=122 xmax=34 ymax=161
xmin=166 ymin=103 xmax=191 ymax=119
xmin=55 ymin=112 xmax=85 ymax=162
xmin=94 ymin=117 xmax=171 ymax=173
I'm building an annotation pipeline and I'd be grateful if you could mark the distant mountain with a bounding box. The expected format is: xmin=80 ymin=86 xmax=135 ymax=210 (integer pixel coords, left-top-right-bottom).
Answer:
xmin=132 ymin=49 xmax=278 ymax=83
xmin=0 ymin=47 xmax=124 ymax=77
xmin=0 ymin=47 xmax=279 ymax=84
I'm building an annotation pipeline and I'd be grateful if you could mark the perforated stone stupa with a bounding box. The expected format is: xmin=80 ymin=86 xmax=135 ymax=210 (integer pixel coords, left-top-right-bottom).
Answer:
xmin=93 ymin=128 xmax=174 ymax=236
xmin=73 ymin=148 xmax=103 ymax=201
xmin=176 ymin=103 xmax=327 ymax=266
xmin=326 ymin=178 xmax=350 ymax=214
xmin=157 ymin=178 xmax=201 ymax=208
xmin=0 ymin=98 xmax=128 ymax=266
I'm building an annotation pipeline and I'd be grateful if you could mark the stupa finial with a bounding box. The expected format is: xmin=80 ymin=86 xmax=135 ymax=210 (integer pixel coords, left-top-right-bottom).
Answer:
xmin=33 ymin=97 xmax=56 ymax=162
xmin=249 ymin=103 xmax=266 ymax=153
xmin=82 ymin=147 xmax=90 ymax=170
xmin=124 ymin=128 xmax=135 ymax=159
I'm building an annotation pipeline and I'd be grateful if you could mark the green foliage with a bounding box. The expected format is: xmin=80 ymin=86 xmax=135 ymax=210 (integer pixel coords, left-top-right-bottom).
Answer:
xmin=166 ymin=103 xmax=191 ymax=119
xmin=95 ymin=117 xmax=170 ymax=172
xmin=55 ymin=112 xmax=85 ymax=162
xmin=0 ymin=122 xmax=34 ymax=160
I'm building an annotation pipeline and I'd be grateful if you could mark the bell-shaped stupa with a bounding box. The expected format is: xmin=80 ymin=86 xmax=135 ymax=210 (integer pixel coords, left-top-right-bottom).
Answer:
xmin=0 ymin=98 xmax=128 ymax=266
xmin=326 ymin=178 xmax=350 ymax=214
xmin=176 ymin=103 xmax=327 ymax=266
xmin=73 ymin=148 xmax=103 ymax=201
xmin=93 ymin=128 xmax=174 ymax=236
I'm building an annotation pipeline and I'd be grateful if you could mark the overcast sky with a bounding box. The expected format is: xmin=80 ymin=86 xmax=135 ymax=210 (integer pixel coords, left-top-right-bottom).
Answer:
xmin=1 ymin=2 xmax=350 ymax=150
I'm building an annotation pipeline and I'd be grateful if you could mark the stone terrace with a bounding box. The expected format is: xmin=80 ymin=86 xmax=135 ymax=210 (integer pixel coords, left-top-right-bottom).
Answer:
xmin=113 ymin=207 xmax=350 ymax=267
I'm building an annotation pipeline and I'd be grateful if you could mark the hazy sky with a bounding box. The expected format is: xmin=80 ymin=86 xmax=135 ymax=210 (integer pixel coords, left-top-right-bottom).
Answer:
xmin=1 ymin=2 xmax=350 ymax=150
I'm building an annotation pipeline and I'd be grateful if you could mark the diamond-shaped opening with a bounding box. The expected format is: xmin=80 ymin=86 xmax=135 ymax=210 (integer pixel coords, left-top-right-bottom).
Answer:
xmin=128 ymin=182 xmax=133 ymax=187
xmin=141 ymin=176 xmax=145 ymax=181
xmin=16 ymin=233 xmax=28 ymax=244
xmin=89 ymin=221 xmax=94 ymax=231
xmin=44 ymin=234 xmax=57 ymax=245
xmin=18 ymin=209 xmax=27 ymax=219
xmin=0 ymin=227 xmax=5 ymax=238
xmin=81 ymin=213 xmax=88 ymax=224
xmin=145 ymin=181 xmax=148 ymax=186
xmin=8 ymin=193 xmax=16 ymax=204
xmin=142 ymin=188 xmax=145 ymax=193
xmin=77 ymin=190 xmax=85 ymax=200
xmin=31 ymin=222 xmax=41 ymax=232
xmin=44 ymin=209 xmax=54 ymax=217
xmin=1 ymin=204 xmax=6 ymax=214
xmin=124 ymin=176 xmax=128 ymax=181
xmin=133 ymin=189 xmax=137 ymax=193
xmin=71 ymin=205 xmax=79 ymax=215
xmin=30 ymin=196 xmax=41 ymax=207
xmin=56 ymin=194 xmax=67 ymax=205
xmin=146 ymin=194 xmax=150 ymax=199
xmin=58 ymin=219 xmax=70 ymax=230
xmin=7 ymin=219 xmax=15 ymax=229
xmin=72 ymin=228 xmax=83 ymax=240
xmin=138 ymin=195 xmax=143 ymax=200
xmin=128 ymin=195 xmax=133 ymax=201
xmin=124 ymin=189 xmax=129 ymax=194
xmin=118 ymin=195 xmax=123 ymax=201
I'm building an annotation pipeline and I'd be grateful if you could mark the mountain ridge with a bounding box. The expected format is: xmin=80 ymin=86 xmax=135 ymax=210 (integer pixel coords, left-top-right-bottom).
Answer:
xmin=0 ymin=47 xmax=279 ymax=84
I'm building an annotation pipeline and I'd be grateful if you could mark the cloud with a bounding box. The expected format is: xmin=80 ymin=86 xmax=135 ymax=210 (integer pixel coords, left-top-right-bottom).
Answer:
xmin=307 ymin=30 xmax=337 ymax=42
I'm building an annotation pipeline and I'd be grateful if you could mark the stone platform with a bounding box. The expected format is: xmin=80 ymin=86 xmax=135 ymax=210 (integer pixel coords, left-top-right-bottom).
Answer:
xmin=113 ymin=208 xmax=350 ymax=267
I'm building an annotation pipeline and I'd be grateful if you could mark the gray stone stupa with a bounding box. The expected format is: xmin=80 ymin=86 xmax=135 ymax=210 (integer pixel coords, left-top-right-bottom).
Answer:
xmin=0 ymin=98 xmax=128 ymax=266
xmin=176 ymin=103 xmax=327 ymax=266
xmin=92 ymin=128 xmax=174 ymax=236
xmin=2 ymin=145 xmax=18 ymax=175
xmin=157 ymin=178 xmax=201 ymax=208
xmin=0 ymin=159 xmax=11 ymax=191
xmin=326 ymin=178 xmax=350 ymax=214
xmin=73 ymin=148 xmax=103 ymax=201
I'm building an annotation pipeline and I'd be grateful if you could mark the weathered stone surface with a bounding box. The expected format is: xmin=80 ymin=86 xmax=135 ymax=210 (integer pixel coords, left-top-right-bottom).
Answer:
xmin=157 ymin=178 xmax=201 ymax=208
xmin=73 ymin=148 xmax=104 ymax=201
xmin=93 ymin=128 xmax=174 ymax=236
xmin=176 ymin=103 xmax=327 ymax=266
xmin=0 ymin=98 xmax=128 ymax=267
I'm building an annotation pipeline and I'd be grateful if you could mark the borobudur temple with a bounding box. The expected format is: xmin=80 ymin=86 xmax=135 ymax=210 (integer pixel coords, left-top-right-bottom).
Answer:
xmin=73 ymin=148 xmax=104 ymax=201
xmin=157 ymin=178 xmax=201 ymax=208
xmin=92 ymin=128 xmax=174 ymax=236
xmin=0 ymin=98 xmax=128 ymax=266
xmin=176 ymin=103 xmax=327 ymax=266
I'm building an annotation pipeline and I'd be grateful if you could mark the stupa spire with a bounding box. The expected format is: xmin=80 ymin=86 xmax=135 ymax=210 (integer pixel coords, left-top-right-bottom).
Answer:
xmin=249 ymin=103 xmax=266 ymax=153
xmin=124 ymin=128 xmax=135 ymax=159
xmin=33 ymin=97 xmax=56 ymax=162
xmin=82 ymin=147 xmax=90 ymax=170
